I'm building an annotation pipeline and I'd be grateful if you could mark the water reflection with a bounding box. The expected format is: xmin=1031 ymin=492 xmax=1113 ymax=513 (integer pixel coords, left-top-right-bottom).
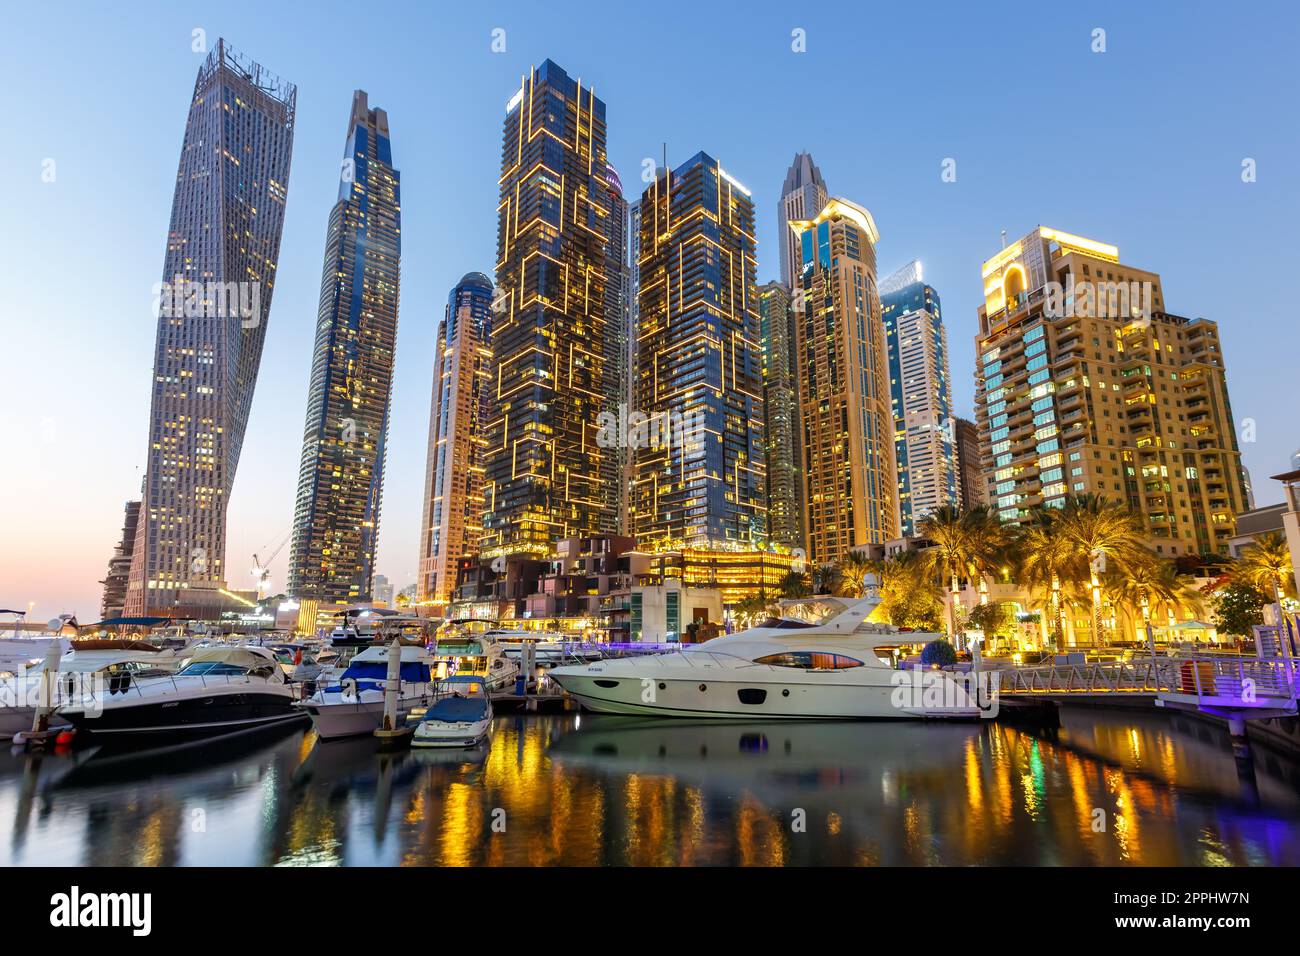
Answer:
xmin=3 ymin=707 xmax=1298 ymax=866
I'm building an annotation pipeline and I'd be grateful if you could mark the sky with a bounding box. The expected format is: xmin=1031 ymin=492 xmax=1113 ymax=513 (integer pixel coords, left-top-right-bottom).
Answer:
xmin=2 ymin=0 xmax=1297 ymax=623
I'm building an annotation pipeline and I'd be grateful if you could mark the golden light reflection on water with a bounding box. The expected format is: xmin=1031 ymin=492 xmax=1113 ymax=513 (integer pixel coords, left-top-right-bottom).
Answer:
xmin=4 ymin=707 xmax=1300 ymax=867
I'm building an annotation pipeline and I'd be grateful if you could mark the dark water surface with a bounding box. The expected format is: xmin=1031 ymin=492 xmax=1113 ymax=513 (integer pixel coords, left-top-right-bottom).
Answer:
xmin=4 ymin=707 xmax=1299 ymax=865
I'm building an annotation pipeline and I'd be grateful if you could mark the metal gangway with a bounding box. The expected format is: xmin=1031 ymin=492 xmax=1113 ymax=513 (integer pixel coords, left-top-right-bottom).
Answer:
xmin=993 ymin=655 xmax=1299 ymax=718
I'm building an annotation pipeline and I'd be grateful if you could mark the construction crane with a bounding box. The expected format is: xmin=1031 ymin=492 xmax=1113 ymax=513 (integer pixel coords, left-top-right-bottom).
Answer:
xmin=251 ymin=530 xmax=292 ymax=601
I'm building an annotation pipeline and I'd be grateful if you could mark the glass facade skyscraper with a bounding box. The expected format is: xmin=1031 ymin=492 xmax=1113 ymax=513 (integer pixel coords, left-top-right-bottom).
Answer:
xmin=778 ymin=152 xmax=828 ymax=288
xmin=483 ymin=60 xmax=619 ymax=556
xmin=288 ymin=91 xmax=401 ymax=603
xmin=880 ymin=260 xmax=958 ymax=536
xmin=124 ymin=40 xmax=296 ymax=617
xmin=417 ymin=272 xmax=495 ymax=607
xmin=758 ymin=280 xmax=803 ymax=548
xmin=792 ymin=198 xmax=897 ymax=564
xmin=633 ymin=151 xmax=766 ymax=551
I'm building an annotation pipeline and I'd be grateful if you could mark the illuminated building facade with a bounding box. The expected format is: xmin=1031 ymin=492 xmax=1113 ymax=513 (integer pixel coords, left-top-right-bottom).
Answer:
xmin=758 ymin=280 xmax=803 ymax=547
xmin=777 ymin=151 xmax=828 ymax=288
xmin=603 ymin=164 xmax=632 ymax=535
xmin=880 ymin=260 xmax=958 ymax=535
xmin=633 ymin=151 xmax=767 ymax=551
xmin=483 ymin=59 xmax=618 ymax=556
xmin=417 ymin=273 xmax=495 ymax=607
xmin=975 ymin=226 xmax=1249 ymax=555
xmin=125 ymin=41 xmax=296 ymax=617
xmin=954 ymin=417 xmax=986 ymax=507
xmin=289 ymin=91 xmax=401 ymax=603
xmin=100 ymin=501 xmax=141 ymax=620
xmin=792 ymin=198 xmax=898 ymax=565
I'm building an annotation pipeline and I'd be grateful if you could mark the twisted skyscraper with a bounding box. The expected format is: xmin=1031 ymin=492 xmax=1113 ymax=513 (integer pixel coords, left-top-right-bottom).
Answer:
xmin=125 ymin=41 xmax=296 ymax=617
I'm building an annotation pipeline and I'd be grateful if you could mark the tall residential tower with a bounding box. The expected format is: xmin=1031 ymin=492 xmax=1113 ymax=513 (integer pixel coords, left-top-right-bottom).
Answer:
xmin=288 ymin=91 xmax=401 ymax=604
xmin=417 ymin=273 xmax=495 ymax=607
xmin=483 ymin=60 xmax=618 ymax=556
xmin=791 ymin=198 xmax=897 ymax=565
xmin=632 ymin=152 xmax=766 ymax=551
xmin=880 ymin=260 xmax=958 ymax=535
xmin=124 ymin=41 xmax=296 ymax=617
xmin=758 ymin=280 xmax=803 ymax=547
xmin=777 ymin=152 xmax=828 ymax=288
xmin=974 ymin=226 xmax=1248 ymax=556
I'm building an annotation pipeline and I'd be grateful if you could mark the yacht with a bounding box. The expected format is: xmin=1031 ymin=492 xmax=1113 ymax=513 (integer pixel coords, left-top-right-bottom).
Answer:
xmin=57 ymin=645 xmax=306 ymax=738
xmin=547 ymin=594 xmax=986 ymax=720
xmin=297 ymin=643 xmax=437 ymax=740
xmin=411 ymin=675 xmax=492 ymax=749
xmin=1 ymin=642 xmax=179 ymax=740
xmin=482 ymin=629 xmax=604 ymax=665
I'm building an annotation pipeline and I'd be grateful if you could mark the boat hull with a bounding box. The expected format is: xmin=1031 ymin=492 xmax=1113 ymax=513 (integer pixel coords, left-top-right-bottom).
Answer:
xmin=300 ymin=695 xmax=428 ymax=740
xmin=0 ymin=707 xmax=70 ymax=740
xmin=411 ymin=717 xmax=491 ymax=749
xmin=61 ymin=693 xmax=307 ymax=738
xmin=549 ymin=670 xmax=981 ymax=720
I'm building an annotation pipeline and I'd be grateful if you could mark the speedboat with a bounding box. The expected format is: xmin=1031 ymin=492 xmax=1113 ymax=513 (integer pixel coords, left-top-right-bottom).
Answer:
xmin=547 ymin=594 xmax=985 ymax=720
xmin=411 ymin=675 xmax=492 ymax=749
xmin=297 ymin=643 xmax=437 ymax=740
xmin=1 ymin=642 xmax=180 ymax=740
xmin=57 ymin=645 xmax=306 ymax=738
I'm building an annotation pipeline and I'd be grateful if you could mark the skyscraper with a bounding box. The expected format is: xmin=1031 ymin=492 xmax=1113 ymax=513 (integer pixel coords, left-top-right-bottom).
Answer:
xmin=100 ymin=501 xmax=141 ymax=620
xmin=603 ymin=164 xmax=632 ymax=535
xmin=124 ymin=41 xmax=296 ymax=618
xmin=880 ymin=260 xmax=958 ymax=536
xmin=483 ymin=60 xmax=618 ymax=556
xmin=777 ymin=152 xmax=828 ymax=288
xmin=974 ymin=226 xmax=1249 ymax=556
xmin=758 ymin=280 xmax=803 ymax=548
xmin=417 ymin=272 xmax=495 ymax=607
xmin=954 ymin=417 xmax=986 ymax=508
xmin=791 ymin=198 xmax=898 ymax=565
xmin=633 ymin=152 xmax=766 ymax=551
xmin=288 ymin=91 xmax=401 ymax=604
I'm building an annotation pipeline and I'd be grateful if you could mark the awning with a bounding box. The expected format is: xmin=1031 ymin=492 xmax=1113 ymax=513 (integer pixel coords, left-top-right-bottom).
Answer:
xmin=83 ymin=616 xmax=176 ymax=628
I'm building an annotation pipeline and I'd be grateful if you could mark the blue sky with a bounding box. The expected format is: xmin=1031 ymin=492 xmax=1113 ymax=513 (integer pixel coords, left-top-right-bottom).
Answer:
xmin=2 ymin=0 xmax=1297 ymax=620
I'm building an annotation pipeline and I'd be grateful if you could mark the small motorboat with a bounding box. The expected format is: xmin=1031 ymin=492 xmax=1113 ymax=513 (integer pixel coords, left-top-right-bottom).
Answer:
xmin=298 ymin=643 xmax=437 ymax=740
xmin=411 ymin=676 xmax=493 ymax=749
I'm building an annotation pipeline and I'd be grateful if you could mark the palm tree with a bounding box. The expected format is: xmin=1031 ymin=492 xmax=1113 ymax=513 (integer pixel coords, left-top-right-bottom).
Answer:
xmin=1236 ymin=531 xmax=1296 ymax=642
xmin=917 ymin=506 xmax=971 ymax=641
xmin=918 ymin=505 xmax=1011 ymax=643
xmin=777 ymin=570 xmax=812 ymax=600
xmin=812 ymin=563 xmax=839 ymax=596
xmin=1053 ymin=494 xmax=1148 ymax=645
xmin=835 ymin=549 xmax=875 ymax=598
xmin=1016 ymin=508 xmax=1080 ymax=649
xmin=1105 ymin=552 xmax=1204 ymax=653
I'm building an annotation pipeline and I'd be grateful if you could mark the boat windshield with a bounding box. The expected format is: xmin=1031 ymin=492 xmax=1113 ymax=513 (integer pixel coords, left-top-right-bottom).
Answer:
xmin=178 ymin=661 xmax=250 ymax=677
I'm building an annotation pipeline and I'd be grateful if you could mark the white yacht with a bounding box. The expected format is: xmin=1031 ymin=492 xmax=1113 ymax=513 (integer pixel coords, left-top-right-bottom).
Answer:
xmin=1 ymin=642 xmax=180 ymax=740
xmin=547 ymin=595 xmax=985 ymax=720
xmin=411 ymin=675 xmax=493 ymax=749
xmin=57 ymin=646 xmax=306 ymax=738
xmin=298 ymin=643 xmax=437 ymax=740
xmin=482 ymin=630 xmax=604 ymax=665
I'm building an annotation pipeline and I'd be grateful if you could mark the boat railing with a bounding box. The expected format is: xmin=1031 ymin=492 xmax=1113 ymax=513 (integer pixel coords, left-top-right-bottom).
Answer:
xmin=50 ymin=667 xmax=295 ymax=709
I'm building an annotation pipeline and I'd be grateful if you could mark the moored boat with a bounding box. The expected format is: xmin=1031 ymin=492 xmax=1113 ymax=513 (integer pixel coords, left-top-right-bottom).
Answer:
xmin=547 ymin=593 xmax=984 ymax=720
xmin=298 ymin=643 xmax=437 ymax=740
xmin=411 ymin=676 xmax=493 ymax=749
xmin=57 ymin=646 xmax=306 ymax=739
